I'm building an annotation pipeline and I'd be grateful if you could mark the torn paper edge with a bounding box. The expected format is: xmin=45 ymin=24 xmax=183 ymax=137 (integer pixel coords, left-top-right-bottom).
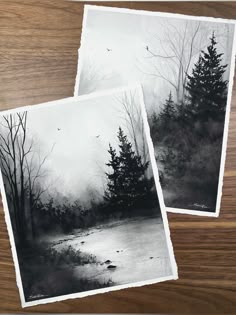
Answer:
xmin=167 ymin=22 xmax=236 ymax=217
xmin=74 ymin=4 xmax=236 ymax=217
xmin=0 ymin=85 xmax=178 ymax=308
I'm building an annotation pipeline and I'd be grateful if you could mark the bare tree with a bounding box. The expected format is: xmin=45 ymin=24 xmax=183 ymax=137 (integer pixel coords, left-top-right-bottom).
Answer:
xmin=140 ymin=20 xmax=207 ymax=103
xmin=140 ymin=20 xmax=233 ymax=104
xmin=25 ymin=145 xmax=54 ymax=239
xmin=0 ymin=112 xmax=50 ymax=243
xmin=115 ymin=91 xmax=148 ymax=165
xmin=78 ymin=56 xmax=113 ymax=94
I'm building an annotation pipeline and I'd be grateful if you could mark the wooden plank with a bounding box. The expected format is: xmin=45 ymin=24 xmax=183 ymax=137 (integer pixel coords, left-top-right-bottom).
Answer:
xmin=0 ymin=1 xmax=235 ymax=313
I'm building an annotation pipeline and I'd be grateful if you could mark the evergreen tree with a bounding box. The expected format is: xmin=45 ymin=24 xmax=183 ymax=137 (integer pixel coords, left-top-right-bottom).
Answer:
xmin=104 ymin=127 xmax=151 ymax=211
xmin=159 ymin=91 xmax=176 ymax=124
xmin=150 ymin=111 xmax=159 ymax=137
xmin=186 ymin=33 xmax=228 ymax=120
xmin=104 ymin=144 xmax=121 ymax=208
xmin=185 ymin=56 xmax=204 ymax=115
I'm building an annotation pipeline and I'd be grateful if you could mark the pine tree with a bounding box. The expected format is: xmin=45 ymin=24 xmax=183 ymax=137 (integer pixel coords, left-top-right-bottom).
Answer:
xmin=186 ymin=33 xmax=228 ymax=120
xmin=150 ymin=111 xmax=160 ymax=143
xmin=150 ymin=111 xmax=159 ymax=132
xmin=104 ymin=144 xmax=121 ymax=207
xmin=185 ymin=56 xmax=204 ymax=115
xmin=159 ymin=91 xmax=176 ymax=124
xmin=105 ymin=127 xmax=151 ymax=211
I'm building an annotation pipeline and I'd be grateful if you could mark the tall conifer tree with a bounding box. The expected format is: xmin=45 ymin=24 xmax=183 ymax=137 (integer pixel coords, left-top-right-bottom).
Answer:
xmin=186 ymin=33 xmax=228 ymax=120
xmin=104 ymin=144 xmax=121 ymax=207
xmin=105 ymin=127 xmax=151 ymax=210
xmin=159 ymin=92 xmax=176 ymax=124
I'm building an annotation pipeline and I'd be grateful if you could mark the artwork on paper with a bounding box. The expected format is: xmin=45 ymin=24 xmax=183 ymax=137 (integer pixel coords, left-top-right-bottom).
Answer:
xmin=0 ymin=86 xmax=177 ymax=307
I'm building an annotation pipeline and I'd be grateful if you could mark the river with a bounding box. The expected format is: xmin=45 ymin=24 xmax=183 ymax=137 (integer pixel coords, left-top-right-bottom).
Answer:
xmin=49 ymin=216 xmax=173 ymax=287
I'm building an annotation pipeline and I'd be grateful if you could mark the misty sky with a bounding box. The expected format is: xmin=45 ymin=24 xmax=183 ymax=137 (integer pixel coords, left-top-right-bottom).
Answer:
xmin=23 ymin=88 xmax=145 ymax=203
xmin=77 ymin=7 xmax=235 ymax=113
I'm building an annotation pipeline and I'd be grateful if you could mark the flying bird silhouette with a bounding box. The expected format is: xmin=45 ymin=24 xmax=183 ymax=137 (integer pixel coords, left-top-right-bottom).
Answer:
xmin=57 ymin=128 xmax=61 ymax=131
xmin=106 ymin=48 xmax=112 ymax=52
xmin=96 ymin=135 xmax=100 ymax=138
xmin=145 ymin=45 xmax=149 ymax=51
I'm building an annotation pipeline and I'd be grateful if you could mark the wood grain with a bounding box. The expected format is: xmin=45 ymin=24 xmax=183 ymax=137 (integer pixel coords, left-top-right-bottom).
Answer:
xmin=0 ymin=1 xmax=235 ymax=313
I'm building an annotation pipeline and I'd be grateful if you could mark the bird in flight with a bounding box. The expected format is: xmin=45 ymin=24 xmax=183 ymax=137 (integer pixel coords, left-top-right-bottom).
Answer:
xmin=57 ymin=128 xmax=61 ymax=131
xmin=96 ymin=135 xmax=100 ymax=138
xmin=145 ymin=45 xmax=149 ymax=51
xmin=106 ymin=48 xmax=112 ymax=52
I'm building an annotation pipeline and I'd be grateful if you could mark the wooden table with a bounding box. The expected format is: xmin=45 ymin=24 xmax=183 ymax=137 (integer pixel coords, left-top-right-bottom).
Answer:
xmin=0 ymin=1 xmax=235 ymax=313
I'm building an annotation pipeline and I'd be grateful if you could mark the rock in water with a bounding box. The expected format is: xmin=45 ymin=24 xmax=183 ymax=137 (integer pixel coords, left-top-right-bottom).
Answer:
xmin=107 ymin=265 xmax=117 ymax=269
xmin=104 ymin=260 xmax=112 ymax=264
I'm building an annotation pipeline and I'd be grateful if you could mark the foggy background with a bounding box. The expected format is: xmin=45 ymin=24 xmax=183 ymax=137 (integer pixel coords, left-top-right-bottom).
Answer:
xmin=26 ymin=89 xmax=144 ymax=204
xmin=0 ymin=87 xmax=175 ymax=302
xmin=78 ymin=8 xmax=234 ymax=114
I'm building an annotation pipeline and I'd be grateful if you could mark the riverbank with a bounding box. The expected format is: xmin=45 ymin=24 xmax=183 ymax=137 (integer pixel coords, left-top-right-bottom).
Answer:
xmin=19 ymin=215 xmax=172 ymax=302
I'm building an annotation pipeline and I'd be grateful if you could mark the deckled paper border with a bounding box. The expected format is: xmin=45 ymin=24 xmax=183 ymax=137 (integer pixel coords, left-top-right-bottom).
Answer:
xmin=74 ymin=4 xmax=236 ymax=217
xmin=0 ymin=85 xmax=178 ymax=308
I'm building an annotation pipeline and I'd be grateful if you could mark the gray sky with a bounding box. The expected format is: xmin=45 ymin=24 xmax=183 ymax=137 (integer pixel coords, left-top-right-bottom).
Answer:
xmin=25 ymin=89 xmax=143 ymax=203
xmin=78 ymin=8 xmax=235 ymax=113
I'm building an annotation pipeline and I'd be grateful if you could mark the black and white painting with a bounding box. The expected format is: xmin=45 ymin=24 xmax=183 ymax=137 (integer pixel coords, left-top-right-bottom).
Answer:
xmin=0 ymin=86 xmax=177 ymax=307
xmin=75 ymin=5 xmax=236 ymax=216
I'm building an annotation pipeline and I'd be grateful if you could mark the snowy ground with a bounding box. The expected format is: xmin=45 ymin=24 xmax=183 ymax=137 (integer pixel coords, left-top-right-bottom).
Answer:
xmin=50 ymin=216 xmax=173 ymax=287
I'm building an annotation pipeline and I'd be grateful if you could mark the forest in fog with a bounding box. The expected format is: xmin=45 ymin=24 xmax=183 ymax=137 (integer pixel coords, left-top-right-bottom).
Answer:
xmin=0 ymin=94 xmax=158 ymax=245
xmin=0 ymin=91 xmax=172 ymax=302
xmin=149 ymin=33 xmax=229 ymax=211
xmin=77 ymin=8 xmax=235 ymax=212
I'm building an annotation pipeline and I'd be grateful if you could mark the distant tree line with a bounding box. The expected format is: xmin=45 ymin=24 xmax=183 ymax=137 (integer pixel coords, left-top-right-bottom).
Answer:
xmin=35 ymin=127 xmax=159 ymax=236
xmin=150 ymin=33 xmax=228 ymax=209
xmin=0 ymin=113 xmax=158 ymax=245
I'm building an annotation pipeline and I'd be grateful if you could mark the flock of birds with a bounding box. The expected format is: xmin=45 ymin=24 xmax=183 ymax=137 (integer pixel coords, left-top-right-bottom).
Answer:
xmin=55 ymin=43 xmax=148 ymax=139
xmin=106 ymin=46 xmax=149 ymax=52
xmin=57 ymin=127 xmax=100 ymax=139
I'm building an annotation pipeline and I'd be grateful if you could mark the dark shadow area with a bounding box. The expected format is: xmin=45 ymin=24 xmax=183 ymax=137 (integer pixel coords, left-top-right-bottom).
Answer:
xmin=0 ymin=115 xmax=161 ymax=301
xmin=149 ymin=34 xmax=227 ymax=212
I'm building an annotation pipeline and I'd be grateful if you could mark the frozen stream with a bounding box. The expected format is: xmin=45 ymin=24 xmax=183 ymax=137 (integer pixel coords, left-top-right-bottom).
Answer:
xmin=50 ymin=216 xmax=173 ymax=287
